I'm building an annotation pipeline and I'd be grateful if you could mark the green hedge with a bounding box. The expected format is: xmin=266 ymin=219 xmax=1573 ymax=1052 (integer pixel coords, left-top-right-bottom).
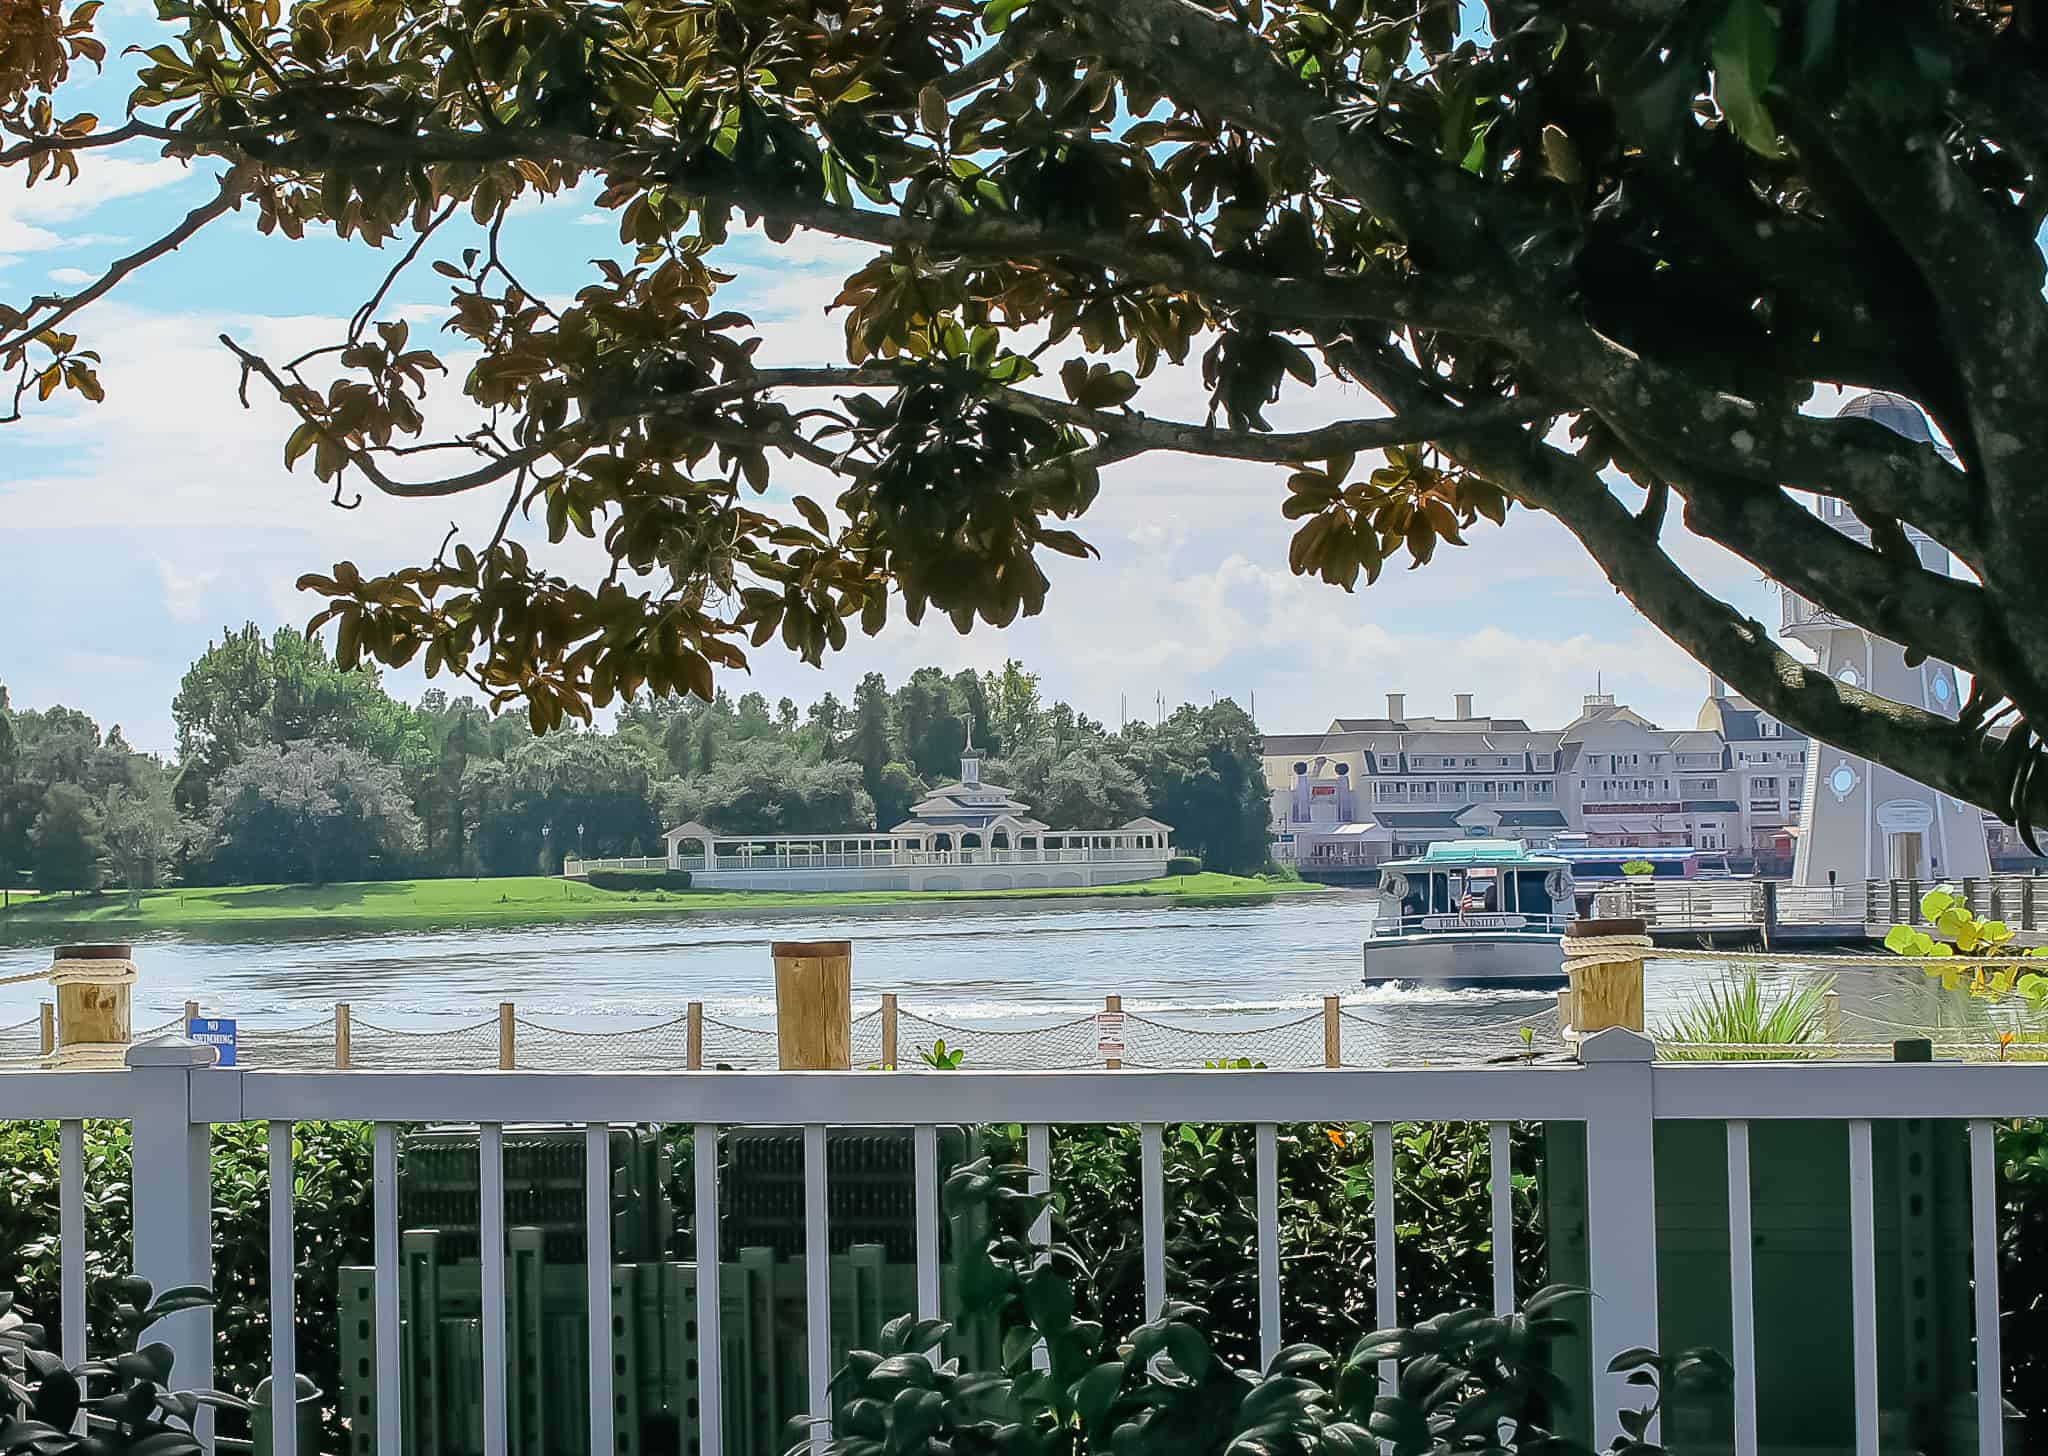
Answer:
xmin=585 ymin=867 xmax=692 ymax=891
xmin=1165 ymin=855 xmax=1203 ymax=876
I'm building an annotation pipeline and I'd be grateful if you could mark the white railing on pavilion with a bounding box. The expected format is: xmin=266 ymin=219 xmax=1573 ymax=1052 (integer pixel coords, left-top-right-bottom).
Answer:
xmin=564 ymin=845 xmax=1175 ymax=877
xmin=0 ymin=1031 xmax=2028 ymax=1455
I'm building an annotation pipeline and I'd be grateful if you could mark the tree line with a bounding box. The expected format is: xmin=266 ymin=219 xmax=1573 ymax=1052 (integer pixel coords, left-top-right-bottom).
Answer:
xmin=0 ymin=626 xmax=1271 ymax=895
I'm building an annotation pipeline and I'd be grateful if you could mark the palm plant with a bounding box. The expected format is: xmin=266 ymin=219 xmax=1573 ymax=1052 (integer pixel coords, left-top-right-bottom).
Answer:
xmin=1655 ymin=972 xmax=1835 ymax=1061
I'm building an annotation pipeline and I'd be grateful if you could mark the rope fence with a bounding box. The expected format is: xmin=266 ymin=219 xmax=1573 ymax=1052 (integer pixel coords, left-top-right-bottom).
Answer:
xmin=8 ymin=930 xmax=2043 ymax=1072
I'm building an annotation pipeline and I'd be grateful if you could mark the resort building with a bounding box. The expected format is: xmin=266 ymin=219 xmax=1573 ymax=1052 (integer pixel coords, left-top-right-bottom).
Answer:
xmin=569 ymin=751 xmax=1175 ymax=892
xmin=1266 ymin=686 xmax=1811 ymax=874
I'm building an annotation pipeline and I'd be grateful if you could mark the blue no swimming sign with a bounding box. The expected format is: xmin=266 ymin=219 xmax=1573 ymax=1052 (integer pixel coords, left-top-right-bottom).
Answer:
xmin=187 ymin=1017 xmax=237 ymax=1067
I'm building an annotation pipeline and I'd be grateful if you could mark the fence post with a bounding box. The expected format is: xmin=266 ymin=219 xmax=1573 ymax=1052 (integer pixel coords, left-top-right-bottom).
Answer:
xmin=50 ymin=944 xmax=134 ymax=1069
xmin=334 ymin=1003 xmax=351 ymax=1069
xmin=1579 ymin=1026 xmax=1660 ymax=1447
xmin=126 ymin=1035 xmax=219 ymax=1440
xmin=1758 ymin=880 xmax=1778 ymax=949
xmin=881 ymin=993 xmax=900 ymax=1070
xmin=38 ymin=1001 xmax=53 ymax=1058
xmin=1555 ymin=987 xmax=1573 ymax=1036
xmin=1824 ymin=989 xmax=1843 ymax=1048
xmin=1103 ymin=994 xmax=1123 ymax=1070
xmin=183 ymin=999 xmax=199 ymax=1027
xmin=686 ymin=1001 xmax=703 ymax=1070
xmin=1564 ymin=919 xmax=1645 ymax=1034
xmin=773 ymin=941 xmax=852 ymax=1070
xmin=1322 ymin=996 xmax=1341 ymax=1067
xmin=498 ymin=1001 xmax=516 ymax=1070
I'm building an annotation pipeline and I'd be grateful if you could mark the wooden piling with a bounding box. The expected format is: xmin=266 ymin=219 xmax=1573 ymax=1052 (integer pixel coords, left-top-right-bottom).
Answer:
xmin=499 ymin=1002 xmax=516 ymax=1070
xmin=773 ymin=941 xmax=852 ymax=1070
xmin=1555 ymin=987 xmax=1574 ymax=1035
xmin=51 ymin=945 xmax=133 ymax=1066
xmin=1563 ymin=918 xmax=1645 ymax=1035
xmin=335 ymin=1002 xmax=351 ymax=1070
xmin=686 ymin=1001 xmax=703 ymax=1070
xmin=38 ymin=1002 xmax=53 ymax=1058
xmin=881 ymin=992 xmax=900 ymax=1070
xmin=1824 ymin=989 xmax=1843 ymax=1047
xmin=184 ymin=999 xmax=200 ymax=1026
xmin=1322 ymin=995 xmax=1341 ymax=1068
xmin=1103 ymin=993 xmax=1123 ymax=1070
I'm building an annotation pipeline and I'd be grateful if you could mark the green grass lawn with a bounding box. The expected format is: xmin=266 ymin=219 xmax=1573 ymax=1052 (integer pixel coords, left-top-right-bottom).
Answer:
xmin=0 ymin=871 xmax=1325 ymax=929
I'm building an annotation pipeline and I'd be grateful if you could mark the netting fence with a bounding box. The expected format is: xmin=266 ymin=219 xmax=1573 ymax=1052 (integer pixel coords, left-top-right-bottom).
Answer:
xmin=0 ymin=997 xmax=1570 ymax=1070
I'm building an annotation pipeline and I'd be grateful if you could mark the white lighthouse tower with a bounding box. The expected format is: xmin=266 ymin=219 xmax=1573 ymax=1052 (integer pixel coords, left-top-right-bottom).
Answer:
xmin=1789 ymin=392 xmax=1991 ymax=887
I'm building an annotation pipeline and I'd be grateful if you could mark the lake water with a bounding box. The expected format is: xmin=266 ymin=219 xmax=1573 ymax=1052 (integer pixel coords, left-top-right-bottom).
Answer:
xmin=0 ymin=890 xmax=2002 ymax=1064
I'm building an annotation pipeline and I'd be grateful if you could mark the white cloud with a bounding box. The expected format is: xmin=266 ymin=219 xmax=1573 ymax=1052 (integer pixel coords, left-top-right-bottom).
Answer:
xmin=47 ymin=266 xmax=94 ymax=286
xmin=0 ymin=157 xmax=199 ymax=258
xmin=154 ymin=559 xmax=219 ymax=622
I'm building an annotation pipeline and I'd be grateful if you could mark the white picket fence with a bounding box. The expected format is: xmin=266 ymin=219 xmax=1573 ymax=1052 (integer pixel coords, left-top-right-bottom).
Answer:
xmin=0 ymin=1031 xmax=2037 ymax=1455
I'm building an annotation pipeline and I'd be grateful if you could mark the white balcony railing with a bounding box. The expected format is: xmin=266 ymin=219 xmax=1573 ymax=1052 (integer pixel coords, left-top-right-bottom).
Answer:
xmin=0 ymin=1034 xmax=2031 ymax=1453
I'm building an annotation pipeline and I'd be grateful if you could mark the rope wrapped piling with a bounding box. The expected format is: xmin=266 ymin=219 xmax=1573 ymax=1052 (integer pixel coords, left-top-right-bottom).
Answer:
xmin=1563 ymin=919 xmax=1649 ymax=1036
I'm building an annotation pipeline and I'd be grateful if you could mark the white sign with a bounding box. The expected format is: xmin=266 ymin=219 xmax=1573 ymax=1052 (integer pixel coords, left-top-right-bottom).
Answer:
xmin=1096 ymin=1010 xmax=1127 ymax=1056
xmin=1876 ymin=799 xmax=1934 ymax=834
xmin=1421 ymin=914 xmax=1527 ymax=932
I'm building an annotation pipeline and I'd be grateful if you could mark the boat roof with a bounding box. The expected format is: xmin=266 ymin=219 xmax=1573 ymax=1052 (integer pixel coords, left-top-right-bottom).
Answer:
xmin=1384 ymin=838 xmax=1569 ymax=869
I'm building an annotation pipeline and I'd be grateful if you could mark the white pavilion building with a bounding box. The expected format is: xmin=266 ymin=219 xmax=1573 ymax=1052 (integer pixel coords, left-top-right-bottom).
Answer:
xmin=612 ymin=750 xmax=1176 ymax=892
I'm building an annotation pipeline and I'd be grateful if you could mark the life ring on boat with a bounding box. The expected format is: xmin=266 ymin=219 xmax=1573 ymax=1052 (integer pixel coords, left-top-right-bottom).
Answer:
xmin=1544 ymin=869 xmax=1571 ymax=901
xmin=1378 ymin=871 xmax=1409 ymax=901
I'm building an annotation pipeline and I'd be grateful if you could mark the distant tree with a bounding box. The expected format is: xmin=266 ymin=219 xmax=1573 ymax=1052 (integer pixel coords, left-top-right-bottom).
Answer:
xmin=1036 ymin=746 xmax=1150 ymax=830
xmin=172 ymin=624 xmax=423 ymax=812
xmin=30 ymin=783 xmax=103 ymax=893
xmin=951 ymin=670 xmax=1000 ymax=757
xmin=847 ymin=674 xmax=894 ymax=800
xmin=0 ymin=705 xmax=19 ymax=902
xmin=1122 ymin=702 xmax=1270 ymax=875
xmin=465 ymin=733 xmax=662 ymax=876
xmin=734 ymin=692 xmax=776 ymax=740
xmin=202 ymin=740 xmax=421 ymax=884
xmin=693 ymin=710 xmax=718 ymax=777
xmin=661 ymin=744 xmax=875 ymax=836
xmin=805 ymin=693 xmax=846 ymax=755
xmin=870 ymin=761 xmax=922 ymax=832
xmin=99 ymin=773 xmax=191 ymax=903
xmin=897 ymin=669 xmax=967 ymax=780
xmin=984 ymin=661 xmax=1047 ymax=760
xmin=662 ymin=712 xmax=696 ymax=778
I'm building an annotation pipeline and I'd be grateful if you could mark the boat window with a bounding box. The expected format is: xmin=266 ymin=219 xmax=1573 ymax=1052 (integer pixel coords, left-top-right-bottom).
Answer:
xmin=1458 ymin=868 xmax=1500 ymax=913
xmin=1515 ymin=869 xmax=1551 ymax=917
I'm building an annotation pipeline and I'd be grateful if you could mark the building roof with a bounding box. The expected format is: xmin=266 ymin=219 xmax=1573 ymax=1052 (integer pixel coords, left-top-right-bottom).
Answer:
xmin=1494 ymin=809 xmax=1570 ymax=827
xmin=1265 ymin=734 xmax=1328 ymax=757
xmin=1666 ymin=731 xmax=1726 ymax=754
xmin=1371 ymin=808 xmax=1471 ymax=829
xmin=1839 ymin=390 xmax=1937 ymax=444
xmin=1121 ymin=816 xmax=1175 ymax=832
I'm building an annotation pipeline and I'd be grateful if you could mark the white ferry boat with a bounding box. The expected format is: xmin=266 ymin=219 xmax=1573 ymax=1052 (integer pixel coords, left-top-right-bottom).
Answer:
xmin=1363 ymin=839 xmax=1574 ymax=986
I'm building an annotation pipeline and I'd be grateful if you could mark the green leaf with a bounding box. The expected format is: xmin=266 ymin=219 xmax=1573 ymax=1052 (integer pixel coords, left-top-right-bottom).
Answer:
xmin=1073 ymin=1360 xmax=1125 ymax=1427
xmin=1711 ymin=0 xmax=1786 ymax=158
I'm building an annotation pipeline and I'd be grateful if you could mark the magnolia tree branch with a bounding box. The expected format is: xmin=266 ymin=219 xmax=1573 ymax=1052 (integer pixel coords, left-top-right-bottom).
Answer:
xmin=0 ymin=167 xmax=240 ymax=356
xmin=1344 ymin=343 xmax=2048 ymax=828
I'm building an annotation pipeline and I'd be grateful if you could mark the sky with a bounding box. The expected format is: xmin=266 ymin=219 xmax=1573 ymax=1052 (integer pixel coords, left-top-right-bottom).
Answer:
xmin=0 ymin=15 xmax=1786 ymax=755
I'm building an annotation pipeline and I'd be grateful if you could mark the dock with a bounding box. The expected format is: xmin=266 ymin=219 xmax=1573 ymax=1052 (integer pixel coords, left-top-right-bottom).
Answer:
xmin=1589 ymin=873 xmax=2048 ymax=948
